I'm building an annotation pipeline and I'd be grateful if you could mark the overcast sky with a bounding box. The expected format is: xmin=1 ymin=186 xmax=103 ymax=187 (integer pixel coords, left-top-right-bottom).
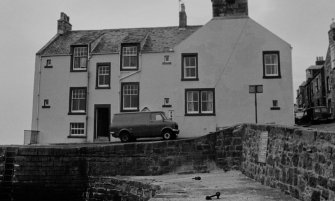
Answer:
xmin=0 ymin=0 xmax=334 ymax=145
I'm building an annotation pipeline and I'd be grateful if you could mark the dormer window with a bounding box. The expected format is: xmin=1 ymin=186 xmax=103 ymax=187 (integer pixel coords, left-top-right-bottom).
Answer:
xmin=121 ymin=43 xmax=139 ymax=71
xmin=71 ymin=46 xmax=88 ymax=72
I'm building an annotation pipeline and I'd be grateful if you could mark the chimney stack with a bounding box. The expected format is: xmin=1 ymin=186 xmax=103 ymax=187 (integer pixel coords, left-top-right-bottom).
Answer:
xmin=57 ymin=12 xmax=72 ymax=35
xmin=211 ymin=0 xmax=248 ymax=17
xmin=179 ymin=3 xmax=187 ymax=29
xmin=315 ymin=56 xmax=325 ymax=65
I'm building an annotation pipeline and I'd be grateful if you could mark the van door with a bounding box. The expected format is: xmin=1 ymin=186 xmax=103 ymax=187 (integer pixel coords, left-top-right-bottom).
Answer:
xmin=149 ymin=113 xmax=165 ymax=137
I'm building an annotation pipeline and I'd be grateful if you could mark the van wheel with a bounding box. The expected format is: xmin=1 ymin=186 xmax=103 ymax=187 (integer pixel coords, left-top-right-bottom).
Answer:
xmin=162 ymin=130 xmax=173 ymax=140
xmin=120 ymin=132 xmax=130 ymax=143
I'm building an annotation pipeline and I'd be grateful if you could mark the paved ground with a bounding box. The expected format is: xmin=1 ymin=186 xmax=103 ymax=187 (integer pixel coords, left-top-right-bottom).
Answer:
xmin=296 ymin=120 xmax=335 ymax=131
xmin=125 ymin=170 xmax=298 ymax=201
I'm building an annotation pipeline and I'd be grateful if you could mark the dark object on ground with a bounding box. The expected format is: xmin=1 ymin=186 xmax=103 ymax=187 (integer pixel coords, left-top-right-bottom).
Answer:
xmin=205 ymin=192 xmax=221 ymax=200
xmin=110 ymin=111 xmax=179 ymax=142
xmin=192 ymin=176 xmax=201 ymax=180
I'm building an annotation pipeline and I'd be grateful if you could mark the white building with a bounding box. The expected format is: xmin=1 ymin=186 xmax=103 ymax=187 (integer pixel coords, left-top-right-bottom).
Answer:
xmin=28 ymin=0 xmax=294 ymax=144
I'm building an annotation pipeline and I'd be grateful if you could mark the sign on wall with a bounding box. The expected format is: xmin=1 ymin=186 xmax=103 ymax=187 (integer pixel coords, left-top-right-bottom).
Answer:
xmin=258 ymin=131 xmax=269 ymax=163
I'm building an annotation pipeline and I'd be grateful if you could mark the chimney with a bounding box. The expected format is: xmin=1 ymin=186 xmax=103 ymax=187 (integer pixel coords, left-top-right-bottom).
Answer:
xmin=315 ymin=56 xmax=325 ymax=65
xmin=329 ymin=20 xmax=335 ymax=69
xmin=57 ymin=12 xmax=72 ymax=35
xmin=211 ymin=0 xmax=248 ymax=17
xmin=179 ymin=3 xmax=187 ymax=29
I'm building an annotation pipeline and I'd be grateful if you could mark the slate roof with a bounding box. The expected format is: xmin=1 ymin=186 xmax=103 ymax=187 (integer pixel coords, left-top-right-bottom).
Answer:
xmin=38 ymin=26 xmax=202 ymax=56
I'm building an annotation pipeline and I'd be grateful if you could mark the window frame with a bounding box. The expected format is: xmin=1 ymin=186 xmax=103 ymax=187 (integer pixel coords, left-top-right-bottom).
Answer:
xmin=68 ymin=122 xmax=86 ymax=138
xmin=263 ymin=51 xmax=281 ymax=79
xmin=120 ymin=43 xmax=140 ymax=71
xmin=68 ymin=87 xmax=87 ymax=115
xmin=71 ymin=45 xmax=88 ymax=72
xmin=45 ymin=59 xmax=52 ymax=68
xmin=181 ymin=53 xmax=199 ymax=81
xmin=185 ymin=88 xmax=215 ymax=116
xmin=120 ymin=82 xmax=140 ymax=112
xmin=96 ymin=63 xmax=111 ymax=89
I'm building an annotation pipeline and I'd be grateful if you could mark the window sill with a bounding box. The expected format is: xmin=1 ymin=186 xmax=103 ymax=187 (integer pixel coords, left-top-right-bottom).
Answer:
xmin=68 ymin=135 xmax=87 ymax=139
xmin=162 ymin=104 xmax=172 ymax=108
xmin=42 ymin=106 xmax=51 ymax=109
xmin=263 ymin=75 xmax=281 ymax=79
xmin=44 ymin=66 xmax=53 ymax=68
xmin=162 ymin=62 xmax=172 ymax=65
xmin=96 ymin=86 xmax=111 ymax=89
xmin=185 ymin=113 xmax=215 ymax=116
xmin=70 ymin=69 xmax=87 ymax=72
xmin=120 ymin=68 xmax=139 ymax=71
xmin=270 ymin=107 xmax=281 ymax=110
xmin=68 ymin=112 xmax=86 ymax=115
xmin=181 ymin=78 xmax=199 ymax=81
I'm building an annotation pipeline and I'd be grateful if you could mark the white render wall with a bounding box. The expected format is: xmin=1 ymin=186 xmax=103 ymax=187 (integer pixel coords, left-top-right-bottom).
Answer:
xmin=31 ymin=17 xmax=294 ymax=144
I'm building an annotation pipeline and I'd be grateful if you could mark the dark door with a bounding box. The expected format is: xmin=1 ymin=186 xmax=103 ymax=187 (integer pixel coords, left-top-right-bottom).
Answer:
xmin=95 ymin=105 xmax=110 ymax=140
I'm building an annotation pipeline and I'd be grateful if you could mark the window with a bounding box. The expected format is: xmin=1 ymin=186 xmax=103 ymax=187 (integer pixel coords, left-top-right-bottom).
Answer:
xmin=271 ymin=100 xmax=280 ymax=110
xmin=69 ymin=123 xmax=85 ymax=136
xmin=182 ymin=53 xmax=198 ymax=81
xmin=121 ymin=83 xmax=139 ymax=112
xmin=69 ymin=87 xmax=87 ymax=114
xmin=185 ymin=89 xmax=215 ymax=115
xmin=263 ymin=51 xmax=281 ymax=78
xmin=45 ymin=59 xmax=52 ymax=68
xmin=151 ymin=113 xmax=163 ymax=121
xmin=96 ymin=63 xmax=111 ymax=89
xmin=121 ymin=44 xmax=139 ymax=70
xmin=42 ymin=99 xmax=50 ymax=108
xmin=71 ymin=46 xmax=88 ymax=71
xmin=327 ymin=77 xmax=331 ymax=92
xmin=316 ymin=78 xmax=319 ymax=92
xmin=163 ymin=55 xmax=171 ymax=64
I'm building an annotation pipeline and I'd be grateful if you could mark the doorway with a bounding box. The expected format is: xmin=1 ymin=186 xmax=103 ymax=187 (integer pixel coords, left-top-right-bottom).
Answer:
xmin=94 ymin=104 xmax=111 ymax=140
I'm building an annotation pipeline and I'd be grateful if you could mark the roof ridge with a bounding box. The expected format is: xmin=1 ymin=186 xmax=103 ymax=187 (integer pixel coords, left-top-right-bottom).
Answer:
xmin=69 ymin=25 xmax=203 ymax=32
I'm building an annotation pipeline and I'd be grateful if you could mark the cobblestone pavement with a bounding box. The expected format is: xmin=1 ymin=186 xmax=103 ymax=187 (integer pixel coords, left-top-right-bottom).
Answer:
xmin=127 ymin=170 xmax=298 ymax=201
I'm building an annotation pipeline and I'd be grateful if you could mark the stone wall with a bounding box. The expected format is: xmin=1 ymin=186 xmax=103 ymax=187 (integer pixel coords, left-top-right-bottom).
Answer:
xmin=0 ymin=125 xmax=243 ymax=201
xmin=241 ymin=124 xmax=335 ymax=201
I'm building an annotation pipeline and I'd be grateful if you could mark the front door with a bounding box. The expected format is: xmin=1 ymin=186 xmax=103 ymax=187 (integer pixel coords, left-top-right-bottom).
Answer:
xmin=94 ymin=105 xmax=110 ymax=140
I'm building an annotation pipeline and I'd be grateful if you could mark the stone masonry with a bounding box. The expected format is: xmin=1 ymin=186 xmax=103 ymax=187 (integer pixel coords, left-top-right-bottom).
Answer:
xmin=1 ymin=124 xmax=334 ymax=201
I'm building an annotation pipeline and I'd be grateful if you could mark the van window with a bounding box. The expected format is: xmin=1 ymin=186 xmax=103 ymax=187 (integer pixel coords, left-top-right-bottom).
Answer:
xmin=152 ymin=113 xmax=163 ymax=121
xmin=314 ymin=108 xmax=321 ymax=113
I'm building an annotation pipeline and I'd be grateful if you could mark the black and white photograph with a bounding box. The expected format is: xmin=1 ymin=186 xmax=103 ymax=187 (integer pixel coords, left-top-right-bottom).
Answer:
xmin=0 ymin=0 xmax=335 ymax=200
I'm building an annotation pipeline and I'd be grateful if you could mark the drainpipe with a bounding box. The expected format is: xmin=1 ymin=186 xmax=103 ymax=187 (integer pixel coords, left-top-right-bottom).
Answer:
xmin=86 ymin=44 xmax=91 ymax=142
xmin=36 ymin=56 xmax=42 ymax=131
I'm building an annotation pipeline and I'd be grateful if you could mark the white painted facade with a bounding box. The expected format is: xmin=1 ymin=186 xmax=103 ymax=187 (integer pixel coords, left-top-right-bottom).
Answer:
xmin=31 ymin=16 xmax=294 ymax=144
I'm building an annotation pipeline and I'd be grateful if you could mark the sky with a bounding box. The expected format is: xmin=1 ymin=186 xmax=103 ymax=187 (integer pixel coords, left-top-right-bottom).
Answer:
xmin=0 ymin=0 xmax=334 ymax=145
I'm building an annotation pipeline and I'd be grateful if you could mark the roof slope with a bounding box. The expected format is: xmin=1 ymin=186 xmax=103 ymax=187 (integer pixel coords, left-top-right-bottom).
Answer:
xmin=38 ymin=26 xmax=202 ymax=56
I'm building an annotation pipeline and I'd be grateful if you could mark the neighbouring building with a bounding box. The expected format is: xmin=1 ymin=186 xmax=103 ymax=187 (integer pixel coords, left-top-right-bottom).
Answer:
xmin=297 ymin=21 xmax=335 ymax=117
xmin=28 ymin=0 xmax=294 ymax=144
